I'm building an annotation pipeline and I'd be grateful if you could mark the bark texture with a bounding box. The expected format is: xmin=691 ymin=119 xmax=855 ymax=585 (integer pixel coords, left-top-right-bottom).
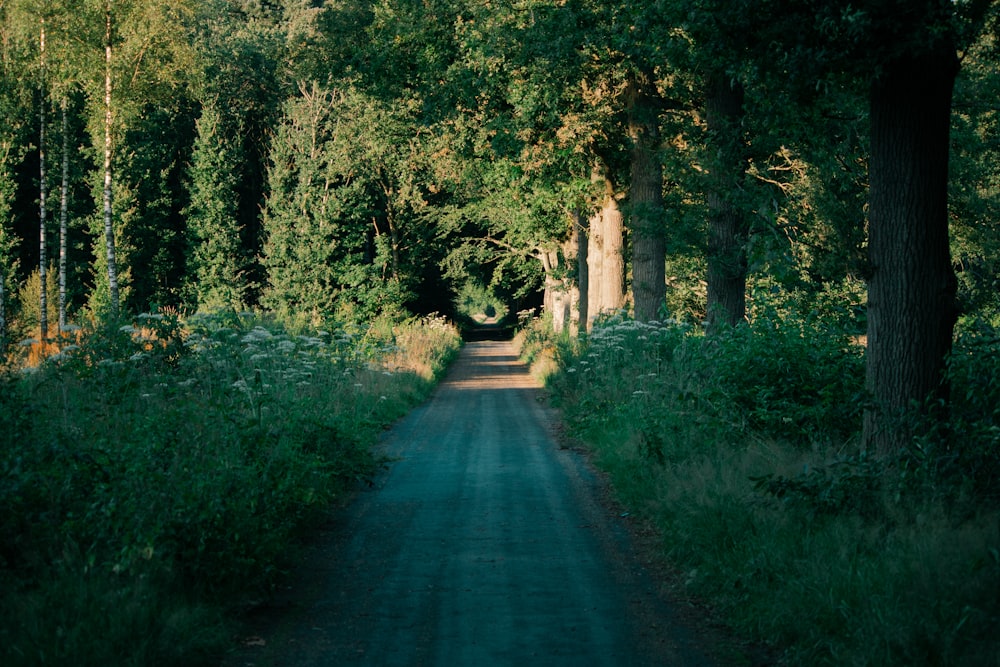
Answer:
xmin=704 ymin=74 xmax=748 ymax=332
xmin=586 ymin=161 xmax=625 ymax=330
xmin=576 ymin=210 xmax=589 ymax=332
xmin=103 ymin=3 xmax=120 ymax=315
xmin=628 ymin=72 xmax=665 ymax=322
xmin=863 ymin=47 xmax=959 ymax=457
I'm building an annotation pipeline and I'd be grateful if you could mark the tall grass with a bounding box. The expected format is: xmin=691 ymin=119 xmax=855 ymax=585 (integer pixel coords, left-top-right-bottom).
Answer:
xmin=541 ymin=310 xmax=1000 ymax=666
xmin=0 ymin=310 xmax=461 ymax=667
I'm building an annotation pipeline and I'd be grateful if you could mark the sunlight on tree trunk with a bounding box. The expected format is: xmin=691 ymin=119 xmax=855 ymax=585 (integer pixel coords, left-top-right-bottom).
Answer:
xmin=102 ymin=1 xmax=119 ymax=316
xmin=587 ymin=161 xmax=625 ymax=328
xmin=575 ymin=209 xmax=589 ymax=332
xmin=564 ymin=218 xmax=582 ymax=336
xmin=600 ymin=191 xmax=625 ymax=314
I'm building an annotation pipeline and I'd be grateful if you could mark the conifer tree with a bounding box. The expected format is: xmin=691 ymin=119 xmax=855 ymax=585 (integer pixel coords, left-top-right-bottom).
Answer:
xmin=186 ymin=98 xmax=247 ymax=311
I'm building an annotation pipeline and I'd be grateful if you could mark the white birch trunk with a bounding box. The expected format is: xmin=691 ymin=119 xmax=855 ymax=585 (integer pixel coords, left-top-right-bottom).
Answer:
xmin=39 ymin=19 xmax=48 ymax=340
xmin=59 ymin=99 xmax=69 ymax=330
xmin=103 ymin=3 xmax=119 ymax=314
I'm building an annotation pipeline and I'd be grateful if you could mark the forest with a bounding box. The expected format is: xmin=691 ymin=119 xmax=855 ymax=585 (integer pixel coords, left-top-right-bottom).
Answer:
xmin=1 ymin=0 xmax=999 ymax=665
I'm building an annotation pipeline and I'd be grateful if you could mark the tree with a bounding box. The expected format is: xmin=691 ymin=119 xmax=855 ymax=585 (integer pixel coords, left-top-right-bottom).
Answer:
xmin=262 ymin=83 xmax=430 ymax=324
xmin=185 ymin=98 xmax=247 ymax=311
xmin=862 ymin=6 xmax=961 ymax=456
xmin=626 ymin=69 xmax=666 ymax=322
xmin=38 ymin=15 xmax=48 ymax=339
xmin=68 ymin=0 xmax=199 ymax=316
xmin=99 ymin=0 xmax=120 ymax=315
xmin=763 ymin=0 xmax=997 ymax=455
xmin=703 ymin=72 xmax=748 ymax=330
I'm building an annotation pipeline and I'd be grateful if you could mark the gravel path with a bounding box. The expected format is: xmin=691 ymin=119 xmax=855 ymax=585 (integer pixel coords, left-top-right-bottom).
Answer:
xmin=223 ymin=340 xmax=719 ymax=666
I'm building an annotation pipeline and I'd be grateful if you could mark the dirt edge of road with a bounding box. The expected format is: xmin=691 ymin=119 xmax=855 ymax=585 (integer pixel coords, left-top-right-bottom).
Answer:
xmin=544 ymin=417 xmax=778 ymax=667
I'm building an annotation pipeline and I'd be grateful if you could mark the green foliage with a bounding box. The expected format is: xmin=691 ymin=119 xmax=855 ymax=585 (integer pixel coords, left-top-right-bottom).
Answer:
xmin=261 ymin=83 xmax=433 ymax=325
xmin=543 ymin=301 xmax=1000 ymax=666
xmin=0 ymin=310 xmax=461 ymax=666
xmin=15 ymin=265 xmax=60 ymax=336
xmin=185 ymin=99 xmax=248 ymax=311
xmin=454 ymin=280 xmax=504 ymax=320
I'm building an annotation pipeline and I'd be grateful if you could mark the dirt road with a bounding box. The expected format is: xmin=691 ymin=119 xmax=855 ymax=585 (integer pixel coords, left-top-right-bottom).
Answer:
xmin=224 ymin=341 xmax=718 ymax=666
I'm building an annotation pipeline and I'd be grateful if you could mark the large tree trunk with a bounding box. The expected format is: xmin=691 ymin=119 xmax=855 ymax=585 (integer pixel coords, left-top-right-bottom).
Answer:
xmin=600 ymin=189 xmax=626 ymax=315
xmin=627 ymin=71 xmax=665 ymax=322
xmin=587 ymin=161 xmax=625 ymax=328
xmin=863 ymin=47 xmax=959 ymax=457
xmin=704 ymin=73 xmax=748 ymax=332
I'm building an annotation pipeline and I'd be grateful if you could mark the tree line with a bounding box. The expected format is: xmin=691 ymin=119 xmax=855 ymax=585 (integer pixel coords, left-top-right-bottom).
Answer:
xmin=1 ymin=0 xmax=999 ymax=457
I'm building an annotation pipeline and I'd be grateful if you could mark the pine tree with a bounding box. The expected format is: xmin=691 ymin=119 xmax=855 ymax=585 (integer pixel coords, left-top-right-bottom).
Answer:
xmin=186 ymin=98 xmax=247 ymax=311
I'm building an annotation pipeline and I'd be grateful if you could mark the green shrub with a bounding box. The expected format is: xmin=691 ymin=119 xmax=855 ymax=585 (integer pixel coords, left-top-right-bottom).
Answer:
xmin=0 ymin=310 xmax=461 ymax=665
xmin=543 ymin=306 xmax=1000 ymax=666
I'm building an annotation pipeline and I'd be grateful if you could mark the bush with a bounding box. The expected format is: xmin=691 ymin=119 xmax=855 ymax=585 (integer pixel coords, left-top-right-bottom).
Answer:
xmin=544 ymin=306 xmax=1000 ymax=666
xmin=0 ymin=310 xmax=461 ymax=666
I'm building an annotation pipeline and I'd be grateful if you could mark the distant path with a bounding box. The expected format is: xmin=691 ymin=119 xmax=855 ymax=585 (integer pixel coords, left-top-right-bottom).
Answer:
xmin=224 ymin=341 xmax=717 ymax=666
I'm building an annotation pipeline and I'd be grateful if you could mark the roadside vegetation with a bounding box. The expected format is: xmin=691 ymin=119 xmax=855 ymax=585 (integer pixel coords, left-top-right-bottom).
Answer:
xmin=0 ymin=310 xmax=460 ymax=667
xmin=518 ymin=291 xmax=1000 ymax=667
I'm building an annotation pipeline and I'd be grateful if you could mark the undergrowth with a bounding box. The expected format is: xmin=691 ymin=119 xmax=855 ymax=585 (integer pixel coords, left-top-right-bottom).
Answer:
xmin=0 ymin=310 xmax=460 ymax=667
xmin=540 ymin=307 xmax=1000 ymax=666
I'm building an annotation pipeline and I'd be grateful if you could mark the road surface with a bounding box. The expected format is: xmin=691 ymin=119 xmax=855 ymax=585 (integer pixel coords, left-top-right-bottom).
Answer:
xmin=223 ymin=340 xmax=718 ymax=666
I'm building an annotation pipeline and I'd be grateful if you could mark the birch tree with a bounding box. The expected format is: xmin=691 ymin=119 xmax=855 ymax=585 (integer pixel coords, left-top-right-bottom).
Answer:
xmin=37 ymin=14 xmax=49 ymax=338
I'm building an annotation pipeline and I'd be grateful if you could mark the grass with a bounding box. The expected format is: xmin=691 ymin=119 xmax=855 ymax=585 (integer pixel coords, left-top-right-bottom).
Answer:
xmin=532 ymin=309 xmax=1000 ymax=666
xmin=0 ymin=310 xmax=461 ymax=667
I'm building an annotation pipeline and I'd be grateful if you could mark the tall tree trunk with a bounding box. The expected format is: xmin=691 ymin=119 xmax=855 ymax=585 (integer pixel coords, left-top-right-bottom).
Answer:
xmin=600 ymin=187 xmax=626 ymax=315
xmin=627 ymin=71 xmax=665 ymax=322
xmin=38 ymin=19 xmax=48 ymax=341
xmin=575 ymin=209 xmax=589 ymax=332
xmin=103 ymin=2 xmax=120 ymax=315
xmin=540 ymin=249 xmax=563 ymax=333
xmin=704 ymin=73 xmax=748 ymax=332
xmin=564 ymin=217 xmax=582 ymax=336
xmin=586 ymin=173 xmax=604 ymax=330
xmin=587 ymin=160 xmax=625 ymax=328
xmin=863 ymin=46 xmax=959 ymax=457
xmin=59 ymin=98 xmax=69 ymax=330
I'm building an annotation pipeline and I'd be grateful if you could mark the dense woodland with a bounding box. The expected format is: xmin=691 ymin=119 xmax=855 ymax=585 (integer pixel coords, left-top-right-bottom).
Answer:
xmin=2 ymin=1 xmax=1000 ymax=664
xmin=0 ymin=0 xmax=998 ymax=450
